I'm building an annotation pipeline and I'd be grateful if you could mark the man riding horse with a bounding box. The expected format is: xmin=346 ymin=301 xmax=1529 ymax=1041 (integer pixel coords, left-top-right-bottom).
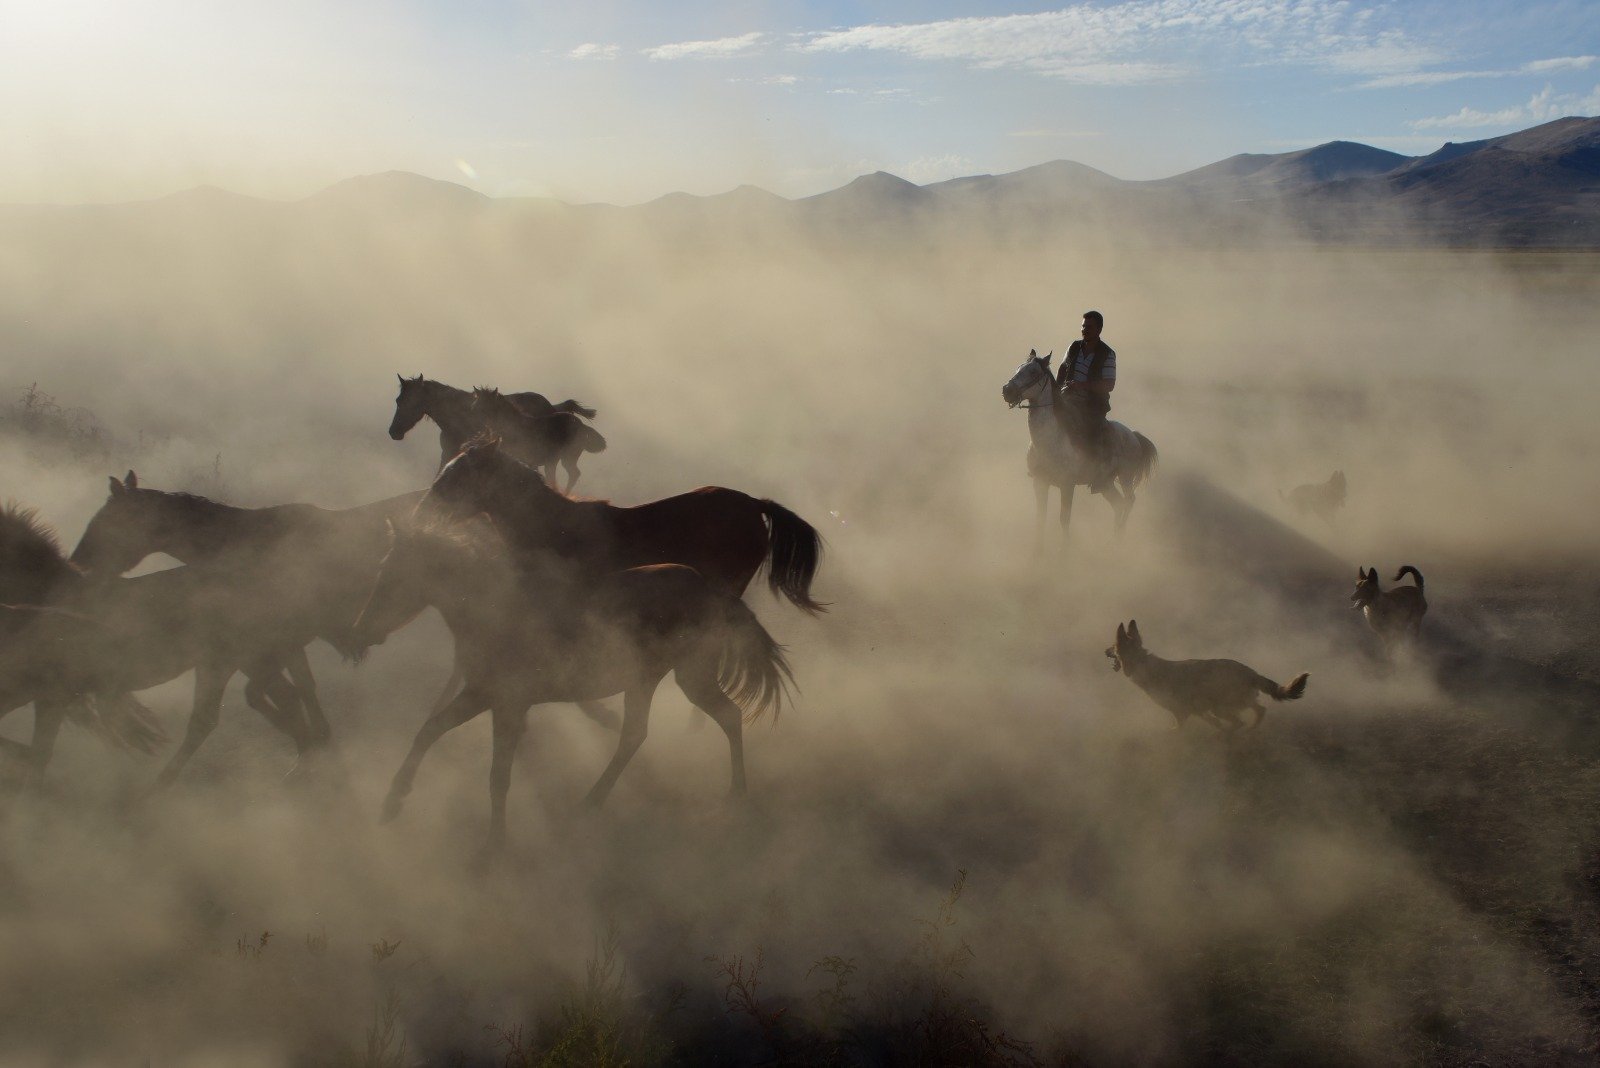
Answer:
xmin=1054 ymin=309 xmax=1116 ymax=494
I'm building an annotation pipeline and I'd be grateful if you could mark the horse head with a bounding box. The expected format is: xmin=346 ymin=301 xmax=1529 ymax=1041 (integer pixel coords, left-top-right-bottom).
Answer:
xmin=70 ymin=471 xmax=169 ymax=577
xmin=389 ymin=374 xmax=429 ymax=440
xmin=422 ymin=435 xmax=504 ymax=520
xmin=351 ymin=519 xmax=432 ymax=656
xmin=469 ymin=386 xmax=519 ymax=422
xmin=1001 ymin=349 xmax=1054 ymax=408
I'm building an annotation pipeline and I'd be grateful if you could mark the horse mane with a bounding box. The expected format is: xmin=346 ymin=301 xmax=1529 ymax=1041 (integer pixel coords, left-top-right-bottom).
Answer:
xmin=402 ymin=515 xmax=520 ymax=589
xmin=477 ymin=443 xmax=611 ymax=505
xmin=0 ymin=502 xmax=66 ymax=566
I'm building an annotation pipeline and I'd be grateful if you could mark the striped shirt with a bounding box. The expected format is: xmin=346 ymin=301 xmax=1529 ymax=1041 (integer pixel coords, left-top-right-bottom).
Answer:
xmin=1057 ymin=340 xmax=1116 ymax=386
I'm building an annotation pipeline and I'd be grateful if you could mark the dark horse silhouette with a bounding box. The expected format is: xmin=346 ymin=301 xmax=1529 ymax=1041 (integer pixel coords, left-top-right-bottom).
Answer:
xmin=69 ymin=472 xmax=424 ymax=747
xmin=352 ymin=523 xmax=791 ymax=858
xmin=0 ymin=504 xmax=377 ymax=785
xmin=388 ymin=375 xmax=597 ymax=470
xmin=418 ymin=437 xmax=826 ymax=615
xmin=469 ymin=387 xmax=608 ymax=492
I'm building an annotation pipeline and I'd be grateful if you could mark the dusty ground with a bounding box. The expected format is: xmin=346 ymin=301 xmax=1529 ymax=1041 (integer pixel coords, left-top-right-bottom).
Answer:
xmin=0 ymin=235 xmax=1597 ymax=1065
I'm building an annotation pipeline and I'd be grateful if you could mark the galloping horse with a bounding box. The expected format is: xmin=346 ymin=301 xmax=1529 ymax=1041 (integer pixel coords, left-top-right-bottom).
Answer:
xmin=70 ymin=472 xmax=425 ymax=745
xmin=388 ymin=375 xmax=597 ymax=470
xmin=420 ymin=437 xmax=826 ymax=614
xmin=0 ymin=505 xmax=345 ymax=785
xmin=352 ymin=524 xmax=792 ymax=858
xmin=1001 ymin=350 xmax=1158 ymax=541
xmin=470 ymin=387 xmax=608 ymax=492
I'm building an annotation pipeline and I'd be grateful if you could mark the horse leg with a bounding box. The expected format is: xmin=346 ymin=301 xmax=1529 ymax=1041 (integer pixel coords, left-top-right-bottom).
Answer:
xmin=1058 ymin=482 xmax=1076 ymax=539
xmin=242 ymin=664 xmax=309 ymax=754
xmin=562 ymin=453 xmax=580 ymax=494
xmin=576 ymin=700 xmax=620 ymax=731
xmin=584 ymin=677 xmax=662 ymax=808
xmin=1032 ymin=477 xmax=1049 ymax=554
xmin=25 ymin=699 xmax=69 ymax=787
xmin=381 ymin=685 xmax=491 ymax=823
xmin=676 ymin=665 xmax=746 ymax=796
xmin=282 ymin=645 xmax=332 ymax=746
xmin=1102 ymin=483 xmax=1130 ymax=536
xmin=483 ymin=702 xmax=530 ymax=860
xmin=153 ymin=662 xmax=232 ymax=790
xmin=541 ymin=461 xmax=558 ymax=489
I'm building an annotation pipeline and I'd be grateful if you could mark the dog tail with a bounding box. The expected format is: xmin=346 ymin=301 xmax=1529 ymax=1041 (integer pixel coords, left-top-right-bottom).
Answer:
xmin=1394 ymin=565 xmax=1424 ymax=591
xmin=1257 ymin=671 xmax=1309 ymax=701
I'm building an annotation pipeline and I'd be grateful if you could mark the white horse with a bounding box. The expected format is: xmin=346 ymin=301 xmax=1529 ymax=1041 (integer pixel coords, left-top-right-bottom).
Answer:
xmin=1001 ymin=349 xmax=1158 ymax=542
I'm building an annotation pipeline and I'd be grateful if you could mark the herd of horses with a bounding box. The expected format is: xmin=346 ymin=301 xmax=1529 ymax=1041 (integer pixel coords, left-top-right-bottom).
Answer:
xmin=0 ymin=376 xmax=824 ymax=857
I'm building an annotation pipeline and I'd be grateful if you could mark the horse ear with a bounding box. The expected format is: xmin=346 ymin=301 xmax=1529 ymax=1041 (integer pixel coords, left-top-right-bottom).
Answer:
xmin=125 ymin=470 xmax=138 ymax=490
xmin=1029 ymin=348 xmax=1037 ymax=357
xmin=397 ymin=373 xmax=404 ymax=385
xmin=1116 ymin=622 xmax=1126 ymax=641
xmin=108 ymin=475 xmax=124 ymax=497
xmin=1044 ymin=350 xmax=1053 ymax=366
xmin=1128 ymin=620 xmax=1141 ymax=642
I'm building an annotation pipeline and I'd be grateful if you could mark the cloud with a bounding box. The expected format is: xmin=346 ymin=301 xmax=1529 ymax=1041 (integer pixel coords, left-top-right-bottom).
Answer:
xmin=1408 ymin=85 xmax=1582 ymax=131
xmin=1320 ymin=32 xmax=1449 ymax=76
xmin=1523 ymin=56 xmax=1597 ymax=74
xmin=1354 ymin=55 xmax=1597 ymax=90
xmin=642 ymin=32 xmax=764 ymax=62
xmin=1355 ymin=70 xmax=1500 ymax=90
xmin=798 ymin=1 xmax=1439 ymax=87
xmin=568 ymin=43 xmax=620 ymax=61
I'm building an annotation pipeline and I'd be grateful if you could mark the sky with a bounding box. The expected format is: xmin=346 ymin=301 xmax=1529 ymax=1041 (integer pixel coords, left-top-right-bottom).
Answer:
xmin=2 ymin=0 xmax=1598 ymax=204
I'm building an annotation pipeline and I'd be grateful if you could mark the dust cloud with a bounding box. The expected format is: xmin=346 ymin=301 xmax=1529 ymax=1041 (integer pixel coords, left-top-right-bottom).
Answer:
xmin=1 ymin=190 xmax=1599 ymax=1064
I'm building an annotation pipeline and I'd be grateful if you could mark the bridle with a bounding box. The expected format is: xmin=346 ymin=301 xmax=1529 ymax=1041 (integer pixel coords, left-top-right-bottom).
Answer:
xmin=1006 ymin=359 xmax=1056 ymax=411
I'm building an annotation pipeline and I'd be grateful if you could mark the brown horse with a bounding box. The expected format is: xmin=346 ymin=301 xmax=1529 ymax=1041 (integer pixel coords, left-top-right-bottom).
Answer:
xmin=420 ymin=437 xmax=826 ymax=615
xmin=388 ymin=375 xmax=597 ymax=470
xmin=0 ymin=602 xmax=166 ymax=773
xmin=470 ymin=387 xmax=607 ymax=492
xmin=0 ymin=505 xmax=344 ymax=785
xmin=351 ymin=522 xmax=791 ymax=857
xmin=70 ymin=472 xmax=425 ymax=744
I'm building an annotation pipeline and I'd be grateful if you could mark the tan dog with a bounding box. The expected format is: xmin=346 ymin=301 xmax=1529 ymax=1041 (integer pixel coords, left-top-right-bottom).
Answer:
xmin=1105 ymin=620 xmax=1309 ymax=730
xmin=1351 ymin=566 xmax=1426 ymax=645
xmin=1283 ymin=470 xmax=1346 ymax=524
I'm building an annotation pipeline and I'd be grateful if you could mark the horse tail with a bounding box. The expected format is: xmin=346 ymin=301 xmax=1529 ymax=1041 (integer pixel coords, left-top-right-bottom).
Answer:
xmin=1255 ymin=672 xmax=1310 ymax=702
xmin=1394 ymin=565 xmax=1424 ymax=591
xmin=1128 ymin=432 xmax=1158 ymax=489
xmin=70 ymin=692 xmax=168 ymax=754
xmin=758 ymin=499 xmax=827 ymax=614
xmin=555 ymin=399 xmax=597 ymax=420
xmin=577 ymin=423 xmax=608 ymax=454
xmin=714 ymin=595 xmax=795 ymax=724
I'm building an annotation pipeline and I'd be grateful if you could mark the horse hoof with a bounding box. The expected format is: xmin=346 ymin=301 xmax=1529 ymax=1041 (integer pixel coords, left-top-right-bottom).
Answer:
xmin=378 ymin=795 xmax=405 ymax=824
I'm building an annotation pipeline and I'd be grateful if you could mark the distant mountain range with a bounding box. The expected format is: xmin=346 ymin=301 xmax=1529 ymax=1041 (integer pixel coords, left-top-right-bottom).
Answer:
xmin=7 ymin=116 xmax=1599 ymax=247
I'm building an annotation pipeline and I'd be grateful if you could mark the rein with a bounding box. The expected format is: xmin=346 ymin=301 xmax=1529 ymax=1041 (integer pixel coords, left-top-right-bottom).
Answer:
xmin=1006 ymin=367 xmax=1056 ymax=411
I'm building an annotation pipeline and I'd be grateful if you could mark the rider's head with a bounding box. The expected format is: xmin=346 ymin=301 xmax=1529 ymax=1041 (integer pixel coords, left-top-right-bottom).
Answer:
xmin=1081 ymin=310 xmax=1103 ymax=344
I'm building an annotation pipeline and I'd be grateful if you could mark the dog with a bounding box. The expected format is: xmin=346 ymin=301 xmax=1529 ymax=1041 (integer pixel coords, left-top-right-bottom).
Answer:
xmin=1282 ymin=470 xmax=1346 ymax=524
xmin=1351 ymin=566 xmax=1426 ymax=645
xmin=1105 ymin=620 xmax=1309 ymax=731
